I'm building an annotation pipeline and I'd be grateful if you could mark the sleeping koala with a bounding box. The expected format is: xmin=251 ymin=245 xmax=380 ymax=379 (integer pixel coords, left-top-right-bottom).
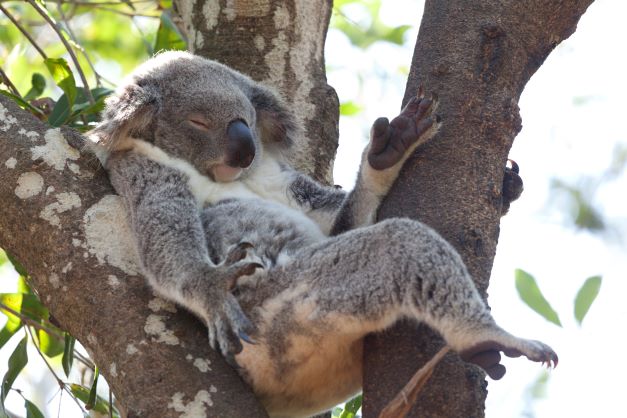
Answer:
xmin=89 ymin=51 xmax=557 ymax=418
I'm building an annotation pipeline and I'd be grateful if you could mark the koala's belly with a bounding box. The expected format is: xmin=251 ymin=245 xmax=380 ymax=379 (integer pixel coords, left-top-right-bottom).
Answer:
xmin=201 ymin=198 xmax=325 ymax=266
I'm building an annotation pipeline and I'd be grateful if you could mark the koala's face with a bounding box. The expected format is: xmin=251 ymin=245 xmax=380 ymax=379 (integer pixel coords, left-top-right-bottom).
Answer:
xmin=94 ymin=51 xmax=296 ymax=182
xmin=151 ymin=65 xmax=261 ymax=182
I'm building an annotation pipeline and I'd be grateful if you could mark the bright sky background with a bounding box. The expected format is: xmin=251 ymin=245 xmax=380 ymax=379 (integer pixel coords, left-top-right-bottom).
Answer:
xmin=327 ymin=0 xmax=627 ymax=417
xmin=1 ymin=0 xmax=626 ymax=417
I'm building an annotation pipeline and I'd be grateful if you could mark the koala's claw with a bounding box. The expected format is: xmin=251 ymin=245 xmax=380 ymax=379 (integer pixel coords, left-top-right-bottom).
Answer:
xmin=368 ymin=88 xmax=440 ymax=171
xmin=239 ymin=330 xmax=256 ymax=345
xmin=460 ymin=338 xmax=558 ymax=380
xmin=207 ymin=292 xmax=258 ymax=357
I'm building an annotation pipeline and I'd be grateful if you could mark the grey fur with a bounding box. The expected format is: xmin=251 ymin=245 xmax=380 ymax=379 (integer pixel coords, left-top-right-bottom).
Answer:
xmin=92 ymin=51 xmax=557 ymax=418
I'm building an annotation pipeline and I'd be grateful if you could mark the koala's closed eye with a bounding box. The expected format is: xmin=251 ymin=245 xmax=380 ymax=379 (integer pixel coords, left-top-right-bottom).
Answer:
xmin=187 ymin=116 xmax=211 ymax=131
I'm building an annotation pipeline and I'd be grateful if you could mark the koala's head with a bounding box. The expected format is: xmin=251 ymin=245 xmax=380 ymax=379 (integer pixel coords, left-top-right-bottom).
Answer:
xmin=91 ymin=51 xmax=298 ymax=182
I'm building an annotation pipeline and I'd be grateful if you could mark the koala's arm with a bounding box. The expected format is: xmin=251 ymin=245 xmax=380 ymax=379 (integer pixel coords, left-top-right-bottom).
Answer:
xmin=105 ymin=151 xmax=258 ymax=357
xmin=288 ymin=92 xmax=439 ymax=235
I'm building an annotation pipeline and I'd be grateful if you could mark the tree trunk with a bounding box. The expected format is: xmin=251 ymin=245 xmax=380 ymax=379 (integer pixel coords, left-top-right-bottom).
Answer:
xmin=363 ymin=1 xmax=593 ymax=417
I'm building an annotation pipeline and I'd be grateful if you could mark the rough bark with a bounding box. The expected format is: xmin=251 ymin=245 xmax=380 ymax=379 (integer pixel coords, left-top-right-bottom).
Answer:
xmin=172 ymin=0 xmax=339 ymax=184
xmin=363 ymin=1 xmax=594 ymax=417
xmin=0 ymin=96 xmax=268 ymax=417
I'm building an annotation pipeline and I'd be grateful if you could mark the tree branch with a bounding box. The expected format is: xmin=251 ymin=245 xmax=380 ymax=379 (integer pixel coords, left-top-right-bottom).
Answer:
xmin=363 ymin=1 xmax=594 ymax=417
xmin=0 ymin=95 xmax=267 ymax=417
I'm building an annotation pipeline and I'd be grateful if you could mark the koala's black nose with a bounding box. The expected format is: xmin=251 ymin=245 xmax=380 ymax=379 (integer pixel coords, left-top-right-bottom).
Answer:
xmin=226 ymin=119 xmax=256 ymax=168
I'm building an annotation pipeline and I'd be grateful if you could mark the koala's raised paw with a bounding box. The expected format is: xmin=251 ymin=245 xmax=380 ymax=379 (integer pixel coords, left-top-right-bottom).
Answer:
xmin=460 ymin=337 xmax=558 ymax=380
xmin=368 ymin=86 xmax=440 ymax=170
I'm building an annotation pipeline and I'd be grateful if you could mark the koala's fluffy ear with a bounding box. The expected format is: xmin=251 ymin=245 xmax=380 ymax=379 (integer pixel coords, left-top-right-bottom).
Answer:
xmin=249 ymin=85 xmax=298 ymax=149
xmin=90 ymin=80 xmax=161 ymax=150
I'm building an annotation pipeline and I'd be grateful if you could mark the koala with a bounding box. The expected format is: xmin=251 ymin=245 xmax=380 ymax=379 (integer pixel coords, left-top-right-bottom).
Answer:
xmin=89 ymin=51 xmax=557 ymax=418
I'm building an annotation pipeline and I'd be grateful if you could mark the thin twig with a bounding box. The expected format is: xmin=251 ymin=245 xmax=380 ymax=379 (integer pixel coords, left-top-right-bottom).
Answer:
xmin=91 ymin=5 xmax=159 ymax=18
xmin=0 ymin=67 xmax=21 ymax=97
xmin=0 ymin=3 xmax=49 ymax=60
xmin=26 ymin=0 xmax=96 ymax=105
xmin=109 ymin=387 xmax=114 ymax=418
xmin=46 ymin=0 xmax=155 ymax=6
xmin=26 ymin=326 xmax=89 ymax=415
xmin=26 ymin=326 xmax=64 ymax=387
xmin=0 ymin=301 xmax=65 ymax=339
xmin=73 ymin=350 xmax=96 ymax=370
xmin=378 ymin=346 xmax=451 ymax=418
xmin=55 ymin=1 xmax=103 ymax=87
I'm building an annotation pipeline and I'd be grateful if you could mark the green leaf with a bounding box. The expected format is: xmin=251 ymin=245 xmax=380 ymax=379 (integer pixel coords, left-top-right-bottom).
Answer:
xmin=23 ymin=73 xmax=46 ymax=102
xmin=154 ymin=11 xmax=187 ymax=52
xmin=528 ymin=370 xmax=550 ymax=400
xmin=16 ymin=277 xmax=31 ymax=295
xmin=0 ymin=323 xmax=22 ymax=352
xmin=0 ymin=294 xmax=48 ymax=324
xmin=5 ymin=253 xmax=28 ymax=278
xmin=0 ymin=91 xmax=45 ymax=118
xmin=339 ymin=394 xmax=362 ymax=418
xmin=1 ymin=336 xmax=28 ymax=405
xmin=574 ymin=275 xmax=602 ymax=325
xmin=44 ymin=58 xmax=77 ymax=109
xmin=339 ymin=101 xmax=364 ymax=116
xmin=86 ymin=366 xmax=99 ymax=410
xmin=515 ymin=269 xmax=562 ymax=327
xmin=70 ymin=383 xmax=119 ymax=416
xmin=62 ymin=333 xmax=76 ymax=377
xmin=49 ymin=87 xmax=113 ymax=127
xmin=24 ymin=399 xmax=45 ymax=418
xmin=37 ymin=329 xmax=64 ymax=358
xmin=0 ymin=250 xmax=7 ymax=266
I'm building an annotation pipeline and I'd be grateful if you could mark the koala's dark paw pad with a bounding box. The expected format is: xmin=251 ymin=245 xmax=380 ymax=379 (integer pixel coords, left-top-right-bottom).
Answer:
xmin=368 ymin=86 xmax=440 ymax=171
xmin=501 ymin=159 xmax=523 ymax=215
xmin=460 ymin=339 xmax=558 ymax=380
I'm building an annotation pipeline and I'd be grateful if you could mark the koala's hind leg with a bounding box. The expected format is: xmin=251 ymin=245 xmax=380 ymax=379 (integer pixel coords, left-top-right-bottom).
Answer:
xmin=240 ymin=218 xmax=556 ymax=383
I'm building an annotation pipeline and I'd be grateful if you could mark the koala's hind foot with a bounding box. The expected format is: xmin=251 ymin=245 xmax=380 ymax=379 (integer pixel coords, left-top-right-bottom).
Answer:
xmin=368 ymin=88 xmax=440 ymax=170
xmin=459 ymin=332 xmax=558 ymax=380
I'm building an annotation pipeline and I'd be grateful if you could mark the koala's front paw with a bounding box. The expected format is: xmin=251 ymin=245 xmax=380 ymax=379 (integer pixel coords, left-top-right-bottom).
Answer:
xmin=459 ymin=337 xmax=558 ymax=380
xmin=501 ymin=159 xmax=523 ymax=215
xmin=368 ymin=87 xmax=440 ymax=170
xmin=206 ymin=260 xmax=262 ymax=360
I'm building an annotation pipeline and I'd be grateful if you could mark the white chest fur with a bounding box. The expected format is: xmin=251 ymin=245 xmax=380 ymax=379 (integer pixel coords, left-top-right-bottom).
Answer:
xmin=123 ymin=139 xmax=325 ymax=240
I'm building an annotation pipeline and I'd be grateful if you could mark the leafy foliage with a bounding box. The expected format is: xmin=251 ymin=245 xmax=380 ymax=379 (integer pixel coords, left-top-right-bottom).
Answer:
xmin=515 ymin=269 xmax=562 ymax=327
xmin=515 ymin=269 xmax=602 ymax=327
xmin=574 ymin=275 xmax=602 ymax=325
xmin=333 ymin=394 xmax=363 ymax=418
xmin=332 ymin=0 xmax=411 ymax=49
xmin=1 ymin=336 xmax=28 ymax=408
